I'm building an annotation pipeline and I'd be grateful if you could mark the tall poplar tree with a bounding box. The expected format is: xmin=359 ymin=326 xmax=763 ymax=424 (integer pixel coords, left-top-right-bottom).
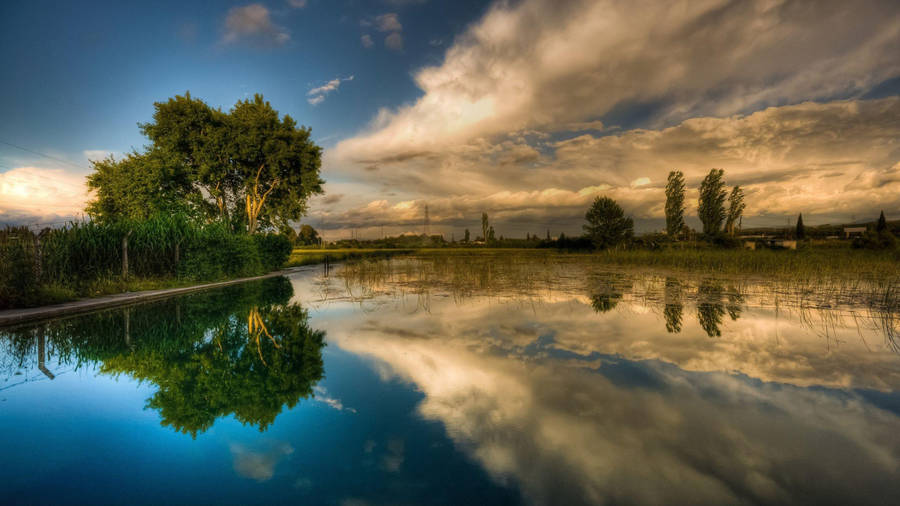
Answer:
xmin=698 ymin=169 xmax=727 ymax=235
xmin=665 ymin=170 xmax=686 ymax=238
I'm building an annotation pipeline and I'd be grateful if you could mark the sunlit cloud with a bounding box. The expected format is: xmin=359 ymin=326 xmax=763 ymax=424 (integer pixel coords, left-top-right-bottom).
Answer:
xmin=0 ymin=167 xmax=89 ymax=224
xmin=319 ymin=0 xmax=900 ymax=235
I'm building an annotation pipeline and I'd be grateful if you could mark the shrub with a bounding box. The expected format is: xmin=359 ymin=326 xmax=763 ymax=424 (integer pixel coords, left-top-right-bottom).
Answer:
xmin=254 ymin=233 xmax=292 ymax=271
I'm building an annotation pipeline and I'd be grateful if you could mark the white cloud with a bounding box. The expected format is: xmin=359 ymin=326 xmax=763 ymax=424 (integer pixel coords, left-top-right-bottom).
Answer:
xmin=361 ymin=34 xmax=374 ymax=48
xmin=287 ymin=0 xmax=307 ymax=8
xmin=222 ymin=4 xmax=290 ymax=46
xmin=307 ymin=75 xmax=355 ymax=105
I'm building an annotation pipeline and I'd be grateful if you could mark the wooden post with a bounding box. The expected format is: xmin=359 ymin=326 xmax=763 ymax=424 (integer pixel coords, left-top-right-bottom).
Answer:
xmin=122 ymin=230 xmax=132 ymax=280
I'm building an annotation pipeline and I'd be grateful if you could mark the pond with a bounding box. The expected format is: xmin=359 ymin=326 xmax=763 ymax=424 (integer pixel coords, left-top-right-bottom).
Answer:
xmin=2 ymin=252 xmax=899 ymax=505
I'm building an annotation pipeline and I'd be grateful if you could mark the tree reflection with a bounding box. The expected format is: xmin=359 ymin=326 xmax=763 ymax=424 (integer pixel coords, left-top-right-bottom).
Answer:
xmin=697 ymin=279 xmax=726 ymax=337
xmin=0 ymin=277 xmax=325 ymax=437
xmin=588 ymin=272 xmax=631 ymax=313
xmin=664 ymin=277 xmax=683 ymax=333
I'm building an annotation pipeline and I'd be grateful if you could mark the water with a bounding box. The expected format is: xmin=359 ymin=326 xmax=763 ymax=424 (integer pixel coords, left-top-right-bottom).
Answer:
xmin=2 ymin=253 xmax=899 ymax=505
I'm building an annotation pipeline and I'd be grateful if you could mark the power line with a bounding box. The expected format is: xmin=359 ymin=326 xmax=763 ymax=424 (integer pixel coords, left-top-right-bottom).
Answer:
xmin=0 ymin=139 xmax=90 ymax=171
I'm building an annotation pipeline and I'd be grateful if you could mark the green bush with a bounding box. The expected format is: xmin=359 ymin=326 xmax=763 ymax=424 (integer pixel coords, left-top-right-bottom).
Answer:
xmin=0 ymin=227 xmax=39 ymax=308
xmin=254 ymin=233 xmax=293 ymax=271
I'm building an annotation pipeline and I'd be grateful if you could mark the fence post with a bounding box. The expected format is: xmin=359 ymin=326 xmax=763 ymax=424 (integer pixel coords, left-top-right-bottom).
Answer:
xmin=122 ymin=230 xmax=132 ymax=281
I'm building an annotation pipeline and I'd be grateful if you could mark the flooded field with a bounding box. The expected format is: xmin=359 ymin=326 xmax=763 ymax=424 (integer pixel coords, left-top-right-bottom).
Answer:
xmin=2 ymin=252 xmax=899 ymax=505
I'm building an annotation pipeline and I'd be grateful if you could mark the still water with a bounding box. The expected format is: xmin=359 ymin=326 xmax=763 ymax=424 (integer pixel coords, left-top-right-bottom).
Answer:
xmin=2 ymin=253 xmax=899 ymax=505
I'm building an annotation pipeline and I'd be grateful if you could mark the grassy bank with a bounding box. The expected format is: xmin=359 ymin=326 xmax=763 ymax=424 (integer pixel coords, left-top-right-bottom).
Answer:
xmin=340 ymin=245 xmax=900 ymax=281
xmin=286 ymin=248 xmax=414 ymax=267
xmin=1 ymin=216 xmax=293 ymax=309
xmin=588 ymin=245 xmax=900 ymax=280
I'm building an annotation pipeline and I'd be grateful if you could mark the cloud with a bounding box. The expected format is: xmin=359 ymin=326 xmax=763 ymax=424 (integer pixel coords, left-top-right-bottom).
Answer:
xmin=313 ymin=386 xmax=357 ymax=413
xmin=374 ymin=13 xmax=402 ymax=32
xmin=384 ymin=32 xmax=403 ymax=51
xmin=230 ymin=442 xmax=294 ymax=482
xmin=222 ymin=4 xmax=290 ymax=46
xmin=0 ymin=167 xmax=89 ymax=224
xmin=83 ymin=149 xmax=116 ymax=161
xmin=308 ymin=76 xmax=354 ymax=105
xmin=287 ymin=0 xmax=307 ymax=7
xmin=322 ymin=97 xmax=900 ymax=235
xmin=335 ymin=0 xmax=900 ymax=168
xmin=361 ymin=34 xmax=374 ymax=48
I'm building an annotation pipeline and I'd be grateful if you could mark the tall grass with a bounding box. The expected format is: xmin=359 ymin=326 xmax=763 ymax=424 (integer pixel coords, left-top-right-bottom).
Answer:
xmin=0 ymin=216 xmax=293 ymax=309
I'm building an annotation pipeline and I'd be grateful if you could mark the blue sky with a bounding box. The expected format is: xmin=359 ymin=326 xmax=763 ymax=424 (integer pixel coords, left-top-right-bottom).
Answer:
xmin=2 ymin=0 xmax=900 ymax=238
xmin=0 ymin=0 xmax=489 ymax=162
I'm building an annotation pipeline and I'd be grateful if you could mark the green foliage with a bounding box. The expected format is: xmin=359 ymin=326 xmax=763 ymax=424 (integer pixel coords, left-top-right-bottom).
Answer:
xmin=295 ymin=224 xmax=321 ymax=246
xmin=253 ymin=233 xmax=293 ymax=271
xmin=0 ymin=227 xmax=39 ymax=308
xmin=481 ymin=213 xmax=489 ymax=245
xmin=725 ymin=185 xmax=745 ymax=236
xmin=86 ymin=150 xmax=198 ymax=222
xmin=137 ymin=92 xmax=324 ymax=233
xmin=583 ymin=196 xmax=634 ymax=250
xmin=698 ymin=169 xmax=727 ymax=235
xmin=665 ymin=171 xmax=686 ymax=238
xmin=0 ymin=217 xmax=294 ymax=308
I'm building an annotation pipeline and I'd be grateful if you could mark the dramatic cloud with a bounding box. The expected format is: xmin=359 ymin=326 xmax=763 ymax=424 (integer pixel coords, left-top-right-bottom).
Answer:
xmin=318 ymin=0 xmax=900 ymax=235
xmin=338 ymin=0 xmax=900 ymax=161
xmin=0 ymin=167 xmax=89 ymax=225
xmin=320 ymin=97 xmax=900 ymax=235
xmin=222 ymin=4 xmax=290 ymax=46
xmin=308 ymin=76 xmax=354 ymax=105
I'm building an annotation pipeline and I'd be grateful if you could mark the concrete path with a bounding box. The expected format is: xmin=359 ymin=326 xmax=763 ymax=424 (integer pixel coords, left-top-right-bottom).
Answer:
xmin=0 ymin=266 xmax=315 ymax=328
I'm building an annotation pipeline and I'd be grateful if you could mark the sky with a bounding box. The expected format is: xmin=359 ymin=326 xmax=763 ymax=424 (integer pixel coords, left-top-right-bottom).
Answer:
xmin=1 ymin=0 xmax=899 ymax=239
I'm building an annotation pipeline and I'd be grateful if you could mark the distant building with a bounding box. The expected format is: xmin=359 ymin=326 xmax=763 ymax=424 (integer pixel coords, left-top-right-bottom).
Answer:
xmin=844 ymin=227 xmax=867 ymax=238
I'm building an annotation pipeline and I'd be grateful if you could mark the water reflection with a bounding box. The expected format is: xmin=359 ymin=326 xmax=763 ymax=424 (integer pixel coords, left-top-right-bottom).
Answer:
xmin=0 ymin=277 xmax=325 ymax=437
xmin=318 ymin=254 xmax=900 ymax=504
xmin=2 ymin=253 xmax=899 ymax=505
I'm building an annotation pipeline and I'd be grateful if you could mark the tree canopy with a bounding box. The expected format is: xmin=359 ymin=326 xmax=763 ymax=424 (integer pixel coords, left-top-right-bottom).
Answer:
xmin=584 ymin=196 xmax=633 ymax=249
xmin=87 ymin=92 xmax=323 ymax=232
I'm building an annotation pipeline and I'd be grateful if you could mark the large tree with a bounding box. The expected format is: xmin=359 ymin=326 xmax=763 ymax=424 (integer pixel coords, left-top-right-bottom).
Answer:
xmin=584 ymin=196 xmax=633 ymax=249
xmin=665 ymin=170 xmax=685 ymax=238
xmin=698 ymin=169 xmax=727 ymax=235
xmin=138 ymin=92 xmax=324 ymax=233
xmin=725 ymin=185 xmax=745 ymax=236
